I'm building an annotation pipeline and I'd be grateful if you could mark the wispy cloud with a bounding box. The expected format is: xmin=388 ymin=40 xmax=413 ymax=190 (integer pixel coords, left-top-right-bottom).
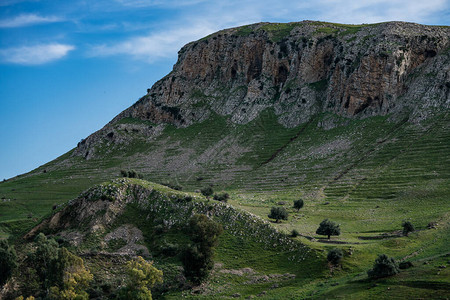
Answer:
xmin=0 ymin=14 xmax=64 ymax=28
xmin=87 ymin=0 xmax=450 ymax=63
xmin=90 ymin=22 xmax=216 ymax=62
xmin=0 ymin=44 xmax=75 ymax=65
xmin=114 ymin=0 xmax=207 ymax=8
xmin=314 ymin=0 xmax=448 ymax=24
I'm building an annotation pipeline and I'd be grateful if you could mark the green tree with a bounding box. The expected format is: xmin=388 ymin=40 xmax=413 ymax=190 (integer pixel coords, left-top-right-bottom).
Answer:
xmin=118 ymin=256 xmax=163 ymax=300
xmin=293 ymin=199 xmax=304 ymax=211
xmin=402 ymin=221 xmax=415 ymax=236
xmin=268 ymin=207 xmax=288 ymax=223
xmin=316 ymin=219 xmax=340 ymax=239
xmin=49 ymin=247 xmax=93 ymax=300
xmin=0 ymin=239 xmax=17 ymax=286
xmin=182 ymin=214 xmax=223 ymax=285
xmin=29 ymin=233 xmax=60 ymax=289
xmin=327 ymin=248 xmax=343 ymax=266
xmin=200 ymin=187 xmax=214 ymax=199
xmin=367 ymin=254 xmax=399 ymax=279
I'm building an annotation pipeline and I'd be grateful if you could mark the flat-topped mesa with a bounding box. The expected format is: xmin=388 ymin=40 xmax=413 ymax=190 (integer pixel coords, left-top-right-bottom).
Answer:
xmin=112 ymin=21 xmax=450 ymax=128
xmin=74 ymin=21 xmax=450 ymax=159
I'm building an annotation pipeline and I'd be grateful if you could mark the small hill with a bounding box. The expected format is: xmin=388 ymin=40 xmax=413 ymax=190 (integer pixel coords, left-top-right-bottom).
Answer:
xmin=17 ymin=178 xmax=322 ymax=299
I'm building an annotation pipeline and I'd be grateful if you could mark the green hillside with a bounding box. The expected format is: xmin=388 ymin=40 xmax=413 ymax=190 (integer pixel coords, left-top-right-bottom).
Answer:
xmin=1 ymin=109 xmax=449 ymax=298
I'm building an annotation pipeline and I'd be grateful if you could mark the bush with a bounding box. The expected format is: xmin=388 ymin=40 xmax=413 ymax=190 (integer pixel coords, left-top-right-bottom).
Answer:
xmin=0 ymin=239 xmax=17 ymax=286
xmin=367 ymin=254 xmax=399 ymax=279
xmin=213 ymin=192 xmax=229 ymax=202
xmin=200 ymin=187 xmax=214 ymax=198
xmin=117 ymin=256 xmax=163 ymax=300
xmin=166 ymin=183 xmax=183 ymax=191
xmin=399 ymin=261 xmax=413 ymax=269
xmin=120 ymin=170 xmax=143 ymax=179
xmin=327 ymin=248 xmax=343 ymax=266
xmin=293 ymin=199 xmax=304 ymax=211
xmin=291 ymin=229 xmax=299 ymax=237
xmin=182 ymin=214 xmax=223 ymax=285
xmin=316 ymin=219 xmax=340 ymax=239
xmin=268 ymin=207 xmax=288 ymax=223
xmin=177 ymin=196 xmax=193 ymax=203
xmin=402 ymin=221 xmax=415 ymax=236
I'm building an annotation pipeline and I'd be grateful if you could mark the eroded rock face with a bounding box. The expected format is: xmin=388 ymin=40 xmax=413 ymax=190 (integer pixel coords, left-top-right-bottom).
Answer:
xmin=74 ymin=21 xmax=450 ymax=158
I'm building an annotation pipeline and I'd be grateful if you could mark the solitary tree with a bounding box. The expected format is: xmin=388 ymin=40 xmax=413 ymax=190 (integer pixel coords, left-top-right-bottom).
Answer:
xmin=200 ymin=187 xmax=214 ymax=199
xmin=293 ymin=199 xmax=304 ymax=211
xmin=182 ymin=214 xmax=223 ymax=285
xmin=367 ymin=254 xmax=399 ymax=279
xmin=268 ymin=207 xmax=288 ymax=223
xmin=0 ymin=239 xmax=17 ymax=286
xmin=316 ymin=219 xmax=340 ymax=239
xmin=402 ymin=221 xmax=415 ymax=236
xmin=327 ymin=248 xmax=343 ymax=266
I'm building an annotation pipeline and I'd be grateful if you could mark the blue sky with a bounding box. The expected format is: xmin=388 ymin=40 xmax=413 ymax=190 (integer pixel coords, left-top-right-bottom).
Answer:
xmin=1 ymin=0 xmax=449 ymax=180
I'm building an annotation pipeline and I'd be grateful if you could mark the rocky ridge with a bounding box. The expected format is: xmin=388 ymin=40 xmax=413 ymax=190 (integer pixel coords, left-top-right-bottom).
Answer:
xmin=74 ymin=21 xmax=450 ymax=158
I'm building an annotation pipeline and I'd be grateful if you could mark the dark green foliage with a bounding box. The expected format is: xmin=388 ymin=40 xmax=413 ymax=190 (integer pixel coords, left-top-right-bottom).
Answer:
xmin=120 ymin=170 xmax=143 ymax=179
xmin=402 ymin=221 xmax=415 ymax=236
xmin=213 ymin=192 xmax=229 ymax=202
xmin=165 ymin=183 xmax=183 ymax=191
xmin=327 ymin=248 xmax=343 ymax=266
xmin=367 ymin=254 xmax=400 ymax=279
xmin=316 ymin=219 xmax=340 ymax=239
xmin=176 ymin=195 xmax=193 ymax=203
xmin=200 ymin=187 xmax=213 ymax=198
xmin=0 ymin=239 xmax=17 ymax=286
xmin=182 ymin=214 xmax=223 ymax=285
xmin=399 ymin=261 xmax=414 ymax=269
xmin=268 ymin=207 xmax=288 ymax=223
xmin=291 ymin=229 xmax=299 ymax=237
xmin=29 ymin=233 xmax=61 ymax=289
xmin=293 ymin=199 xmax=304 ymax=211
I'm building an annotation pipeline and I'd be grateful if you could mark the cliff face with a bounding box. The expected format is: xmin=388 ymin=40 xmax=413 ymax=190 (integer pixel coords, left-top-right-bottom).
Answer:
xmin=117 ymin=21 xmax=449 ymax=125
xmin=75 ymin=21 xmax=450 ymax=158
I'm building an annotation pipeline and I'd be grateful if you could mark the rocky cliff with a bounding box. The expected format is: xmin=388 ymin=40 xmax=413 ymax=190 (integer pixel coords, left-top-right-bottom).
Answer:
xmin=74 ymin=21 xmax=450 ymax=159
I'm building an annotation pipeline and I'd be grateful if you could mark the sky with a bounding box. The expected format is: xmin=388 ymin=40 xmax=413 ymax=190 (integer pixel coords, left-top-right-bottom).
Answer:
xmin=1 ymin=0 xmax=449 ymax=180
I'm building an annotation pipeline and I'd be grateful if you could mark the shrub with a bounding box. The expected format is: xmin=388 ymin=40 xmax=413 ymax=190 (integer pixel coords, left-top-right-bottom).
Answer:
xmin=293 ymin=199 xmax=304 ymax=211
xmin=213 ymin=192 xmax=229 ymax=202
xmin=120 ymin=170 xmax=143 ymax=179
xmin=367 ymin=254 xmax=399 ymax=279
xmin=327 ymin=248 xmax=343 ymax=266
xmin=402 ymin=221 xmax=415 ymax=236
xmin=117 ymin=256 xmax=163 ymax=300
xmin=316 ymin=219 xmax=340 ymax=239
xmin=166 ymin=183 xmax=183 ymax=190
xmin=200 ymin=187 xmax=214 ymax=198
xmin=182 ymin=214 xmax=223 ymax=285
xmin=399 ymin=261 xmax=414 ymax=269
xmin=291 ymin=229 xmax=299 ymax=237
xmin=268 ymin=207 xmax=288 ymax=223
xmin=0 ymin=239 xmax=17 ymax=286
xmin=49 ymin=247 xmax=93 ymax=300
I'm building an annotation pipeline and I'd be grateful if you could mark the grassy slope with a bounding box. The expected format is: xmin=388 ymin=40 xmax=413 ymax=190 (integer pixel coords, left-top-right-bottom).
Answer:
xmin=1 ymin=110 xmax=449 ymax=298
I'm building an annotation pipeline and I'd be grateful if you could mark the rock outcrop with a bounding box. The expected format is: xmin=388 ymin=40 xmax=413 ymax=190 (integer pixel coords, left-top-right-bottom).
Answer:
xmin=74 ymin=21 xmax=450 ymax=158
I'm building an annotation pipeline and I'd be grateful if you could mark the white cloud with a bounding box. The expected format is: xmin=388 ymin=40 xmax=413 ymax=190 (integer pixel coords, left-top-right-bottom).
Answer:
xmin=0 ymin=44 xmax=75 ymax=65
xmin=308 ymin=0 xmax=448 ymax=24
xmin=114 ymin=0 xmax=207 ymax=7
xmin=88 ymin=0 xmax=450 ymax=63
xmin=90 ymin=22 xmax=217 ymax=62
xmin=0 ymin=14 xmax=63 ymax=28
